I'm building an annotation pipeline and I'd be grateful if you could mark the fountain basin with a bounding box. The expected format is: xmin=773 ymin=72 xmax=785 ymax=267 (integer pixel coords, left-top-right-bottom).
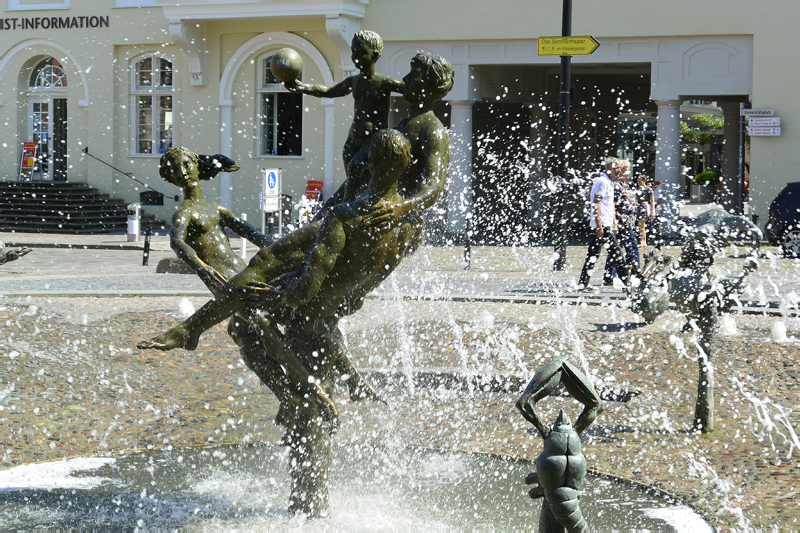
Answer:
xmin=0 ymin=444 xmax=711 ymax=530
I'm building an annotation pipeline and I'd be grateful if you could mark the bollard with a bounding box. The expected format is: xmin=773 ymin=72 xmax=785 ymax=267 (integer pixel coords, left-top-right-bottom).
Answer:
xmin=142 ymin=223 xmax=152 ymax=266
xmin=463 ymin=217 xmax=471 ymax=270
xmin=127 ymin=203 xmax=141 ymax=243
xmin=240 ymin=213 xmax=248 ymax=259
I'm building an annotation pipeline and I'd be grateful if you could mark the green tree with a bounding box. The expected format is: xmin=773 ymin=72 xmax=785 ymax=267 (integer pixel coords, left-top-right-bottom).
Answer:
xmin=680 ymin=113 xmax=725 ymax=173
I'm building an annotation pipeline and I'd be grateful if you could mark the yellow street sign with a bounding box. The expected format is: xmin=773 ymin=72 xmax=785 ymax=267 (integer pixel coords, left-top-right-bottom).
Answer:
xmin=538 ymin=36 xmax=600 ymax=56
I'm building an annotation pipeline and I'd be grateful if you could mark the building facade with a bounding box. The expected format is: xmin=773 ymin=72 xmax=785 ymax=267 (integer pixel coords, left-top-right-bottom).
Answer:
xmin=0 ymin=0 xmax=794 ymax=240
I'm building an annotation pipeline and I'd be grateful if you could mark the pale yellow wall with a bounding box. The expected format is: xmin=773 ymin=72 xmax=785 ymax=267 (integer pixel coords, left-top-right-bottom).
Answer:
xmin=0 ymin=4 xmax=352 ymax=225
xmin=200 ymin=18 xmax=349 ymax=224
xmin=365 ymin=0 xmax=800 ymax=222
xmin=0 ymin=0 xmax=796 ymax=227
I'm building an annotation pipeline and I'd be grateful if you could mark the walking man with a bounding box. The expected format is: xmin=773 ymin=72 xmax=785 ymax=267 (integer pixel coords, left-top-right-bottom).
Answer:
xmin=578 ymin=157 xmax=630 ymax=291
xmin=603 ymin=159 xmax=639 ymax=284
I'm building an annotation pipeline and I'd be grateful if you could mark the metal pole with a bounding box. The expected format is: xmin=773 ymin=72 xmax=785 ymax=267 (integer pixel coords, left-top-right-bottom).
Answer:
xmin=738 ymin=103 xmax=746 ymax=216
xmin=552 ymin=0 xmax=572 ymax=271
xmin=464 ymin=216 xmax=472 ymax=270
xmin=142 ymin=223 xmax=151 ymax=267
xmin=241 ymin=213 xmax=248 ymax=259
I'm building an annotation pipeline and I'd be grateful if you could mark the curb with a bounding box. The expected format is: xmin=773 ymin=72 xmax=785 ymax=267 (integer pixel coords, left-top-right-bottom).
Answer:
xmin=0 ymin=290 xmax=794 ymax=318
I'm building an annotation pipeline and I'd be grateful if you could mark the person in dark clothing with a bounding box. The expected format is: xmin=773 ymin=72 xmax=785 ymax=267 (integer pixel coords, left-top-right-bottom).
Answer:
xmin=578 ymin=157 xmax=630 ymax=292
xmin=603 ymin=161 xmax=639 ymax=284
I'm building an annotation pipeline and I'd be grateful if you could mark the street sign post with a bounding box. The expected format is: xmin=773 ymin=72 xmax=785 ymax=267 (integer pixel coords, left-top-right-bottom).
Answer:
xmin=749 ymin=126 xmax=781 ymax=136
xmin=741 ymin=108 xmax=775 ymax=117
xmin=748 ymin=117 xmax=780 ymax=127
xmin=262 ymin=168 xmax=281 ymax=233
xmin=538 ymin=35 xmax=600 ymax=56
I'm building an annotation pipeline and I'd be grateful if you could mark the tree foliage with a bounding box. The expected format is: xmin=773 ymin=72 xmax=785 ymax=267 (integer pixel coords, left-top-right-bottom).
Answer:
xmin=680 ymin=113 xmax=725 ymax=173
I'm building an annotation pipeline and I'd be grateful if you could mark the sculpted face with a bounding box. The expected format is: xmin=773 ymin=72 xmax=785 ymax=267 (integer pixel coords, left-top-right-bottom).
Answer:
xmin=402 ymin=60 xmax=428 ymax=103
xmin=351 ymin=40 xmax=376 ymax=69
xmin=167 ymin=151 xmax=199 ymax=187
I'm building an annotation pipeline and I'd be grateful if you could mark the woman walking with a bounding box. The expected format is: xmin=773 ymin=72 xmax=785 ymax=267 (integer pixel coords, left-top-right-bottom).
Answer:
xmin=635 ymin=175 xmax=655 ymax=247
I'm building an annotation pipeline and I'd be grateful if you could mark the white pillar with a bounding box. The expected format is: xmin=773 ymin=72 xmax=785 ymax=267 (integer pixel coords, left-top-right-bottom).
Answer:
xmin=219 ymin=99 xmax=235 ymax=208
xmin=322 ymin=98 xmax=335 ymax=200
xmin=720 ymin=101 xmax=741 ymax=214
xmin=653 ymin=98 xmax=683 ymax=232
xmin=447 ymin=100 xmax=474 ymax=234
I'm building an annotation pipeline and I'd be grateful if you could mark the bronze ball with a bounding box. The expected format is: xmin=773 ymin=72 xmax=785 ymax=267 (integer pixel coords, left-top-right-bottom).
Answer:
xmin=270 ymin=48 xmax=303 ymax=83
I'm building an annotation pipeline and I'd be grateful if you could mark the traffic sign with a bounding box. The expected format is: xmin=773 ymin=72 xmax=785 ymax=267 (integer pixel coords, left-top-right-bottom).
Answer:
xmin=749 ymin=126 xmax=781 ymax=136
xmin=263 ymin=196 xmax=281 ymax=211
xmin=741 ymin=108 xmax=774 ymax=117
xmin=538 ymin=36 xmax=600 ymax=56
xmin=748 ymin=117 xmax=780 ymax=127
xmin=263 ymin=168 xmax=281 ymax=212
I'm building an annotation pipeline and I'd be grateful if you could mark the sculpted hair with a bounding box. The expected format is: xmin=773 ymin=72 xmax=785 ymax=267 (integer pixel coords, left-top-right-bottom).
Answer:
xmin=413 ymin=52 xmax=454 ymax=101
xmin=160 ymin=146 xmax=197 ymax=183
xmin=370 ymin=129 xmax=411 ymax=172
xmin=352 ymin=30 xmax=383 ymax=56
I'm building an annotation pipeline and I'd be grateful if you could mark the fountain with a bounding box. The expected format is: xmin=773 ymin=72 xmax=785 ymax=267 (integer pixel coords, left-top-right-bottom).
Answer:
xmin=137 ymin=45 xmax=454 ymax=518
xmin=1 ymin=30 xmax=798 ymax=531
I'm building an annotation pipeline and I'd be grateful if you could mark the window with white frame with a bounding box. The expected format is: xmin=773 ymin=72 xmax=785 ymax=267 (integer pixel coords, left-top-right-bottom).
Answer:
xmin=257 ymin=54 xmax=302 ymax=157
xmin=9 ymin=0 xmax=69 ymax=11
xmin=131 ymin=54 xmax=173 ymax=156
xmin=30 ymin=58 xmax=67 ymax=89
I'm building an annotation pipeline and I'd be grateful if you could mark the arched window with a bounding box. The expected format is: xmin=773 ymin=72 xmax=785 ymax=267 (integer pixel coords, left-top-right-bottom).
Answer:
xmin=257 ymin=53 xmax=302 ymax=156
xmin=131 ymin=54 xmax=173 ymax=156
xmin=29 ymin=58 xmax=67 ymax=89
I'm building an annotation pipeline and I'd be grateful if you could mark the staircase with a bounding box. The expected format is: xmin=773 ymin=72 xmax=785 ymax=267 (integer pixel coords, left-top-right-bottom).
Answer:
xmin=0 ymin=182 xmax=162 ymax=234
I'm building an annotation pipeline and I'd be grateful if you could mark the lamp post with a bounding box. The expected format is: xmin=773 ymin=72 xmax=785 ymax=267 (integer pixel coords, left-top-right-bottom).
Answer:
xmin=552 ymin=0 xmax=573 ymax=271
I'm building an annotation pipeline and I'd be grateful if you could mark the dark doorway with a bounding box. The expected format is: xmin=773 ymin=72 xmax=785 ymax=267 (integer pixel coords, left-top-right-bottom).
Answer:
xmin=53 ymin=98 xmax=67 ymax=181
xmin=472 ymin=102 xmax=532 ymax=244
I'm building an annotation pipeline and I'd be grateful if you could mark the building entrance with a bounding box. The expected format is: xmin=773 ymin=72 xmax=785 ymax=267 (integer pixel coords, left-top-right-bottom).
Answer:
xmin=28 ymin=97 xmax=67 ymax=181
xmin=26 ymin=58 xmax=68 ymax=181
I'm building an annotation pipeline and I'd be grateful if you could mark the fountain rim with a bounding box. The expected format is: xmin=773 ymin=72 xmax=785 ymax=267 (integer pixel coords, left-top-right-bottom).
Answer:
xmin=8 ymin=440 xmax=711 ymax=526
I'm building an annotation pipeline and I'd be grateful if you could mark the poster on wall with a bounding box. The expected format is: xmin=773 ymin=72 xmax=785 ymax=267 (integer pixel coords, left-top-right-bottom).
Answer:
xmin=18 ymin=142 xmax=38 ymax=182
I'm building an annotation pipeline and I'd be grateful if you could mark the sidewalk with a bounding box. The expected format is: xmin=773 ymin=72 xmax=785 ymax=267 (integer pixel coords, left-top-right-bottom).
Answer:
xmin=1 ymin=232 xmax=796 ymax=317
xmin=0 ymin=231 xmax=798 ymax=528
xmin=0 ymin=231 xmax=173 ymax=251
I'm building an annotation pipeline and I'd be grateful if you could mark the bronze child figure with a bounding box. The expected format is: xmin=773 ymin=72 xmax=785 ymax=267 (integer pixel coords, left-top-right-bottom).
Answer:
xmin=156 ymin=146 xmax=334 ymax=418
xmin=285 ymin=30 xmax=404 ymax=185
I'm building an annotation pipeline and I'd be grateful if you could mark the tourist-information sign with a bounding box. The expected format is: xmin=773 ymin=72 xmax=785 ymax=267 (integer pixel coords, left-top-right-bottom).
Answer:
xmin=741 ymin=108 xmax=774 ymax=117
xmin=749 ymin=126 xmax=781 ymax=136
xmin=538 ymin=36 xmax=600 ymax=56
xmin=748 ymin=117 xmax=780 ymax=127
xmin=263 ymin=168 xmax=281 ymax=212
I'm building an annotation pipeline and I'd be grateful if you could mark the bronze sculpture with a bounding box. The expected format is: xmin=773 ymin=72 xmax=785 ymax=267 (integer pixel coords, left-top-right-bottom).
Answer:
xmin=154 ymin=146 xmax=334 ymax=415
xmin=0 ymin=242 xmax=31 ymax=265
xmin=630 ymin=208 xmax=761 ymax=432
xmin=517 ymin=357 xmax=603 ymax=532
xmin=138 ymin=46 xmax=454 ymax=517
xmin=283 ymin=31 xmax=405 ymax=188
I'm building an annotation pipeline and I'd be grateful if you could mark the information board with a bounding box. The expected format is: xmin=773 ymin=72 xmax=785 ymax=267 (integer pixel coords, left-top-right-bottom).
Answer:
xmin=18 ymin=142 xmax=38 ymax=181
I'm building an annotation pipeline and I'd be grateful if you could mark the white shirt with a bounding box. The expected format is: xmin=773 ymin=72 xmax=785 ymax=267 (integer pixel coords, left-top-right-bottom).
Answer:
xmin=589 ymin=172 xmax=615 ymax=228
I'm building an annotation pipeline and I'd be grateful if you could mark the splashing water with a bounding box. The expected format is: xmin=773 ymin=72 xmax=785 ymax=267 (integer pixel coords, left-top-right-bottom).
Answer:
xmin=731 ymin=376 xmax=800 ymax=460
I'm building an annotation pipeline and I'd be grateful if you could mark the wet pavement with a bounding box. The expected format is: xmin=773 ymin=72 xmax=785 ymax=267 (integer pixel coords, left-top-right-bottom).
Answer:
xmin=0 ymin=232 xmax=798 ymax=529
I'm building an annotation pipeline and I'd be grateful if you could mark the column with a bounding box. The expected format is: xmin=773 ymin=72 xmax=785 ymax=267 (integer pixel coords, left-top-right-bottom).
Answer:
xmin=653 ymin=98 xmax=683 ymax=233
xmin=219 ymin=99 xmax=235 ymax=208
xmin=322 ymin=98 xmax=335 ymax=199
xmin=719 ymin=101 xmax=741 ymax=214
xmin=447 ymin=100 xmax=474 ymax=234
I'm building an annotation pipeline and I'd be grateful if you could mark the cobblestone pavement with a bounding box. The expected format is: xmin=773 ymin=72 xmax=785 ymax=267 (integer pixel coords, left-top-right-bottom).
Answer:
xmin=0 ymin=235 xmax=799 ymax=528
